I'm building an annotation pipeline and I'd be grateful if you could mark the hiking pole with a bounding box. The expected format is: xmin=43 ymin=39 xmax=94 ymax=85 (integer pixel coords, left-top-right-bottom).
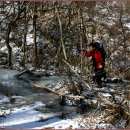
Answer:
xmin=62 ymin=59 xmax=92 ymax=91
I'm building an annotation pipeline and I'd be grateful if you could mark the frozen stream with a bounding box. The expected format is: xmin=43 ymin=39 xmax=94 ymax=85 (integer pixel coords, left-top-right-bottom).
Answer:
xmin=0 ymin=68 xmax=73 ymax=129
xmin=0 ymin=68 xmax=67 ymax=97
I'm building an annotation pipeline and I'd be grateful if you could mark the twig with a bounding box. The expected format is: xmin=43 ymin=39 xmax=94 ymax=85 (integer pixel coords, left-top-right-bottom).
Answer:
xmin=123 ymin=67 xmax=130 ymax=72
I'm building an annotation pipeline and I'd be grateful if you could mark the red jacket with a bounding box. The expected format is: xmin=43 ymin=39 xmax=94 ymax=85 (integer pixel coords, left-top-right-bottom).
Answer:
xmin=84 ymin=50 xmax=103 ymax=68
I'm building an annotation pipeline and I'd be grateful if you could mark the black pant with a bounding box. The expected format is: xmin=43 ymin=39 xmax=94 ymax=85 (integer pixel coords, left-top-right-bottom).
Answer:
xmin=94 ymin=63 xmax=106 ymax=86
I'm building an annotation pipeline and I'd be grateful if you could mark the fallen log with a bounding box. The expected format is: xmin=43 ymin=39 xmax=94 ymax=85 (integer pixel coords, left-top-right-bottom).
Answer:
xmin=29 ymin=80 xmax=61 ymax=96
xmin=15 ymin=69 xmax=43 ymax=79
xmin=97 ymin=95 xmax=117 ymax=108
xmin=32 ymin=82 xmax=87 ymax=99
xmin=26 ymin=79 xmax=87 ymax=100
xmin=62 ymin=59 xmax=92 ymax=91
xmin=64 ymin=95 xmax=85 ymax=99
xmin=0 ymin=65 xmax=5 ymax=68
xmin=15 ymin=70 xmax=33 ymax=77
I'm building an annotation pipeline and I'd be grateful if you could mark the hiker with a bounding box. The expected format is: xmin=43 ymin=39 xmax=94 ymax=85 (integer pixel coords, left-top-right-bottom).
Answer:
xmin=82 ymin=42 xmax=107 ymax=87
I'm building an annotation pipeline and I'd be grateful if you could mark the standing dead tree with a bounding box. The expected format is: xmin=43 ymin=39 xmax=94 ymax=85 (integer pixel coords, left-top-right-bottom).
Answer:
xmin=54 ymin=2 xmax=67 ymax=61
xmin=4 ymin=2 xmax=27 ymax=68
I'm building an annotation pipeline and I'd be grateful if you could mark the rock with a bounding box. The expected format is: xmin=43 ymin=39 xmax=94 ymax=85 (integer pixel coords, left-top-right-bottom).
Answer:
xmin=10 ymin=97 xmax=16 ymax=104
xmin=100 ymin=93 xmax=111 ymax=97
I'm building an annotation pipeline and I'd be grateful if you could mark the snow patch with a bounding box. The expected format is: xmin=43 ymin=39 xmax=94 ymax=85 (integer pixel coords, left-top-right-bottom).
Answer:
xmin=0 ymin=96 xmax=10 ymax=104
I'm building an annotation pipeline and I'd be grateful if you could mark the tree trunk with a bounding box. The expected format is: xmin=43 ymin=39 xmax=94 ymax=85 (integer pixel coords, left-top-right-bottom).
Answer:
xmin=23 ymin=7 xmax=27 ymax=68
xmin=5 ymin=1 xmax=25 ymax=69
xmin=6 ymin=23 xmax=12 ymax=69
xmin=55 ymin=4 xmax=67 ymax=61
xmin=33 ymin=2 xmax=37 ymax=67
xmin=78 ymin=7 xmax=87 ymax=71
xmin=78 ymin=8 xmax=83 ymax=71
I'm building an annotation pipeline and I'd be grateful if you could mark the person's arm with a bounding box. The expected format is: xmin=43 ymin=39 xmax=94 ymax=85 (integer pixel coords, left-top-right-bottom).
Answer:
xmin=84 ymin=51 xmax=93 ymax=57
xmin=82 ymin=48 xmax=92 ymax=57
xmin=95 ymin=51 xmax=103 ymax=69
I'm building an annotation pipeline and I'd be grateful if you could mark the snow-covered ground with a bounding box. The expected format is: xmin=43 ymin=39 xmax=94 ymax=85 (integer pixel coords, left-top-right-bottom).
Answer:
xmin=0 ymin=96 xmax=115 ymax=129
xmin=0 ymin=68 xmax=129 ymax=129
xmin=0 ymin=99 xmax=77 ymax=129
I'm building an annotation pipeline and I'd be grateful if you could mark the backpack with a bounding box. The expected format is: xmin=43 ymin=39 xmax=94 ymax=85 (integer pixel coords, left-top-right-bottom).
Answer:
xmin=94 ymin=42 xmax=106 ymax=61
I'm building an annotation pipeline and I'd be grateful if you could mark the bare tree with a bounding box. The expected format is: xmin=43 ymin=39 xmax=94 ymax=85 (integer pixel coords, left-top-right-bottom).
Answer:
xmin=5 ymin=2 xmax=26 ymax=68
xmin=23 ymin=6 xmax=27 ymax=68
xmin=54 ymin=2 xmax=67 ymax=61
